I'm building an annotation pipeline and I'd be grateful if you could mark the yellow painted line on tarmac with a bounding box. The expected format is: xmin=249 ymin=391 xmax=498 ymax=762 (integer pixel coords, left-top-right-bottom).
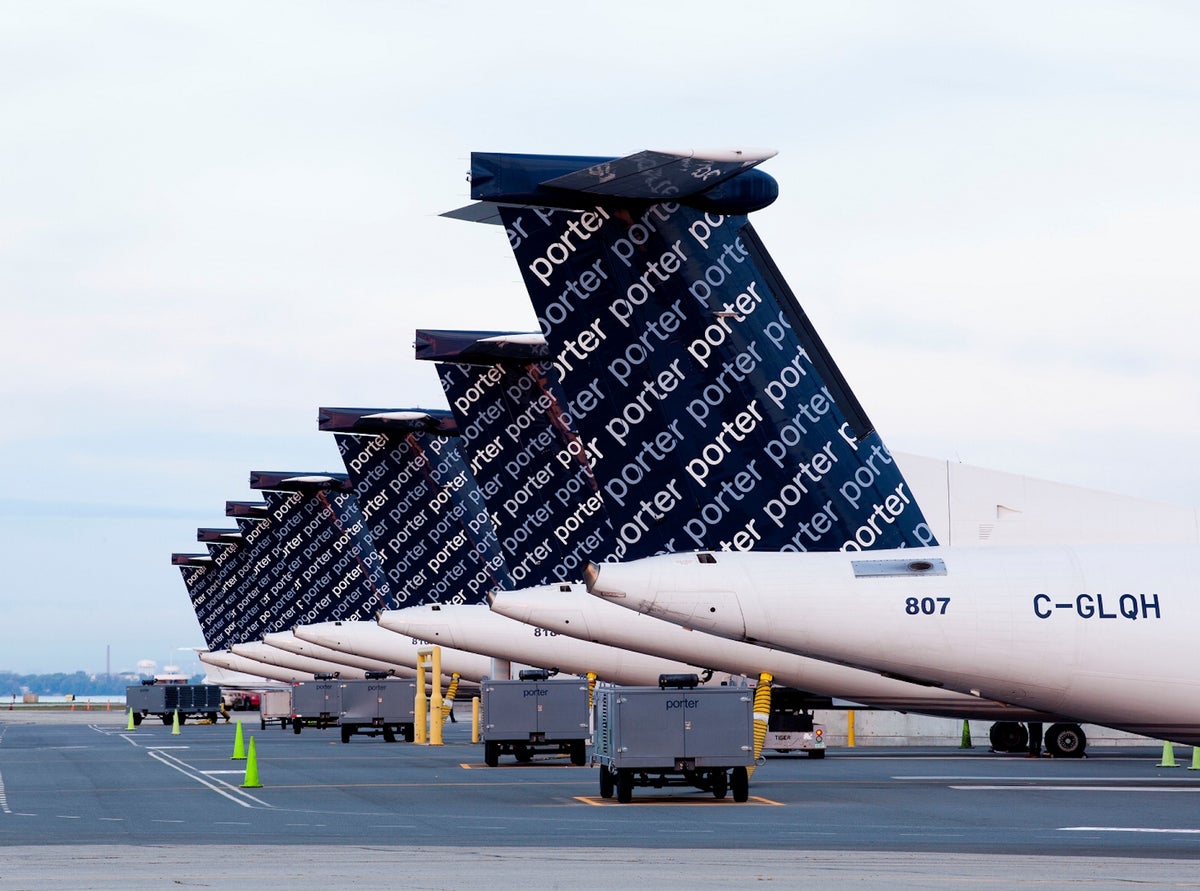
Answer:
xmin=574 ymin=795 xmax=783 ymax=807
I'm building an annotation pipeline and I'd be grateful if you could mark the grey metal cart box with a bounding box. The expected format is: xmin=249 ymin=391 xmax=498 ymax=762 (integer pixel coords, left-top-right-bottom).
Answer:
xmin=481 ymin=671 xmax=590 ymax=766
xmin=289 ymin=675 xmax=342 ymax=734
xmin=125 ymin=682 xmax=222 ymax=726
xmin=592 ymin=676 xmax=755 ymax=802
xmin=339 ymin=676 xmax=417 ymax=743
xmin=258 ymin=689 xmax=292 ymax=730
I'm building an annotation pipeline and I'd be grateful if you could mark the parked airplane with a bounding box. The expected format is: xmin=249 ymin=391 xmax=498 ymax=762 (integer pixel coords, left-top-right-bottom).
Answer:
xmin=583 ymin=544 xmax=1200 ymax=746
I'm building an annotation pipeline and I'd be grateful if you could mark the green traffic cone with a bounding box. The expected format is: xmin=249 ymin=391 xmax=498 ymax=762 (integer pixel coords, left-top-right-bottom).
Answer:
xmin=1189 ymin=747 xmax=1200 ymax=771
xmin=960 ymin=720 xmax=974 ymax=749
xmin=241 ymin=736 xmax=262 ymax=788
xmin=127 ymin=708 xmax=135 ymax=731
xmin=231 ymin=720 xmax=246 ymax=760
xmin=171 ymin=708 xmax=181 ymax=736
xmin=1157 ymin=740 xmax=1178 ymax=767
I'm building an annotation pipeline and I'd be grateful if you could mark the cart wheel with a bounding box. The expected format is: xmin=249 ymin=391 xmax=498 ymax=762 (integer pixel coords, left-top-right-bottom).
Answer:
xmin=711 ymin=770 xmax=728 ymax=800
xmin=383 ymin=727 xmax=396 ymax=743
xmin=599 ymin=765 xmax=615 ymax=799
xmin=341 ymin=725 xmax=352 ymax=744
xmin=515 ymin=745 xmax=533 ymax=763
xmin=616 ymin=769 xmax=634 ymax=804
xmin=260 ymin=717 xmax=266 ymax=731
xmin=484 ymin=740 xmax=499 ymax=768
xmin=402 ymin=724 xmax=414 ymax=743
xmin=570 ymin=740 xmax=586 ymax=766
xmin=132 ymin=713 xmax=143 ymax=727
xmin=731 ymin=766 xmax=749 ymax=803
xmin=293 ymin=720 xmax=302 ymax=735
xmin=161 ymin=715 xmax=172 ymax=726
xmin=807 ymin=749 xmax=826 ymax=759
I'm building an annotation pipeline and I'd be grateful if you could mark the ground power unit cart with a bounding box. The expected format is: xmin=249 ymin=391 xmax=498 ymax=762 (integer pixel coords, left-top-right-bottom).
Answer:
xmin=592 ymin=675 xmax=755 ymax=803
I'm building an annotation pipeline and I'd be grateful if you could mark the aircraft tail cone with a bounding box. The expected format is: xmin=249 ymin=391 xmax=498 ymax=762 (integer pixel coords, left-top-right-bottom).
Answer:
xmin=231 ymin=720 xmax=246 ymax=760
xmin=747 ymin=672 xmax=773 ymax=779
xmin=1189 ymin=747 xmax=1200 ymax=771
xmin=960 ymin=720 xmax=974 ymax=749
xmin=241 ymin=736 xmax=263 ymax=788
xmin=126 ymin=708 xmax=135 ymax=731
xmin=171 ymin=709 xmax=181 ymax=736
xmin=1157 ymin=740 xmax=1178 ymax=767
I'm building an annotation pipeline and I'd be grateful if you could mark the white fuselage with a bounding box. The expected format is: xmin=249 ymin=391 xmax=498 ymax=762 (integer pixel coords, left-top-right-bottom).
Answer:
xmin=293 ymin=619 xmax=494 ymax=683
xmin=488 ymin=583 xmax=1057 ymax=721
xmin=199 ymin=649 xmax=315 ymax=684
xmin=376 ymin=603 xmax=720 ymax=686
xmin=587 ymin=544 xmax=1200 ymax=743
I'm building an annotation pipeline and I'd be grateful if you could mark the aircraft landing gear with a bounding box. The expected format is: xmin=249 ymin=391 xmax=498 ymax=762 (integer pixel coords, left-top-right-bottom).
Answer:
xmin=1044 ymin=722 xmax=1087 ymax=758
xmin=988 ymin=721 xmax=1086 ymax=757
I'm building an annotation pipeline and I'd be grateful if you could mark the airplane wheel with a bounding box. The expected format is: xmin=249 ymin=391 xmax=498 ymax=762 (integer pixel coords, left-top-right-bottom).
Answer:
xmin=616 ymin=769 xmax=634 ymax=803
xmin=989 ymin=721 xmax=1028 ymax=753
xmin=570 ymin=740 xmax=586 ymax=766
xmin=484 ymin=741 xmax=499 ymax=767
xmin=731 ymin=766 xmax=749 ymax=803
xmin=711 ymin=770 xmax=728 ymax=800
xmin=599 ymin=765 xmax=614 ymax=799
xmin=1045 ymin=723 xmax=1087 ymax=758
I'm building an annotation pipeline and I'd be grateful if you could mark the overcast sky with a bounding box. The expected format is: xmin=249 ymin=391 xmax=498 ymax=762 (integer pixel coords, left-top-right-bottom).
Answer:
xmin=2 ymin=1 xmax=1197 ymax=675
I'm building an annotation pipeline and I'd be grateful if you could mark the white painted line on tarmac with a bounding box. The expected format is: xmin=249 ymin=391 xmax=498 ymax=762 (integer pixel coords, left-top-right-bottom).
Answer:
xmin=1062 ymin=827 xmax=1200 ymax=834
xmin=147 ymin=749 xmax=272 ymax=808
xmin=898 ymin=775 xmax=1197 ymax=782
xmin=952 ymin=785 xmax=1200 ymax=792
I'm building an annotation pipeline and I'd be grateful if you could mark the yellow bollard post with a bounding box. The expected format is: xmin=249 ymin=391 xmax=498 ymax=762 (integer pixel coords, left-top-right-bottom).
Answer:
xmin=414 ymin=655 xmax=427 ymax=745
xmin=171 ymin=708 xmax=181 ymax=736
xmin=471 ymin=696 xmax=480 ymax=744
xmin=1158 ymin=740 xmax=1179 ymax=767
xmin=127 ymin=708 xmax=136 ymax=731
xmin=241 ymin=736 xmax=262 ymax=788
xmin=1190 ymin=747 xmax=1200 ymax=771
xmin=231 ymin=720 xmax=246 ymax=760
xmin=429 ymin=647 xmax=443 ymax=746
xmin=847 ymin=709 xmax=856 ymax=747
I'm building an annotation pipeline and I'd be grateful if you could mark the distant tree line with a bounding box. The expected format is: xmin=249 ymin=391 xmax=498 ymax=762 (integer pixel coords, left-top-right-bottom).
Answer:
xmin=1 ymin=671 xmax=205 ymax=697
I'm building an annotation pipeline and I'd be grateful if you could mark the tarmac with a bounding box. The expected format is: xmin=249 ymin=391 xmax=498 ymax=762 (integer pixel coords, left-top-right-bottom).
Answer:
xmin=2 ymin=708 xmax=1198 ymax=888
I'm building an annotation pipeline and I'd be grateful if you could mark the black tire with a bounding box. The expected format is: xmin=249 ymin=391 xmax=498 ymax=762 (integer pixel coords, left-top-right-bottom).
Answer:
xmin=616 ymin=769 xmax=634 ymax=804
xmin=402 ymin=724 xmax=414 ymax=743
xmin=514 ymin=745 xmax=533 ymax=764
xmin=569 ymin=740 xmax=586 ymax=766
xmin=161 ymin=714 xmax=172 ymax=726
xmin=341 ymin=725 xmax=352 ymax=744
xmin=383 ymin=727 xmax=397 ymax=743
xmin=711 ymin=770 xmax=728 ymax=800
xmin=807 ymin=749 xmax=826 ymax=759
xmin=989 ymin=721 xmax=1028 ymax=753
xmin=1044 ymin=722 xmax=1087 ymax=758
xmin=260 ymin=717 xmax=266 ymax=731
xmin=484 ymin=740 xmax=499 ymax=768
xmin=599 ymin=765 xmax=615 ymax=799
xmin=293 ymin=720 xmax=302 ymax=735
xmin=731 ymin=766 xmax=749 ymax=803
xmin=177 ymin=714 xmax=185 ymax=726
xmin=132 ymin=713 xmax=143 ymax=727
xmin=206 ymin=713 xmax=217 ymax=724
